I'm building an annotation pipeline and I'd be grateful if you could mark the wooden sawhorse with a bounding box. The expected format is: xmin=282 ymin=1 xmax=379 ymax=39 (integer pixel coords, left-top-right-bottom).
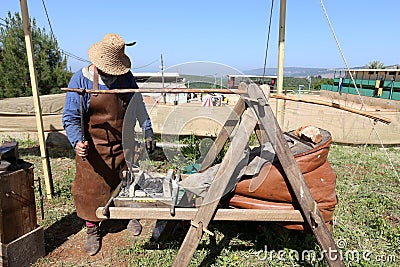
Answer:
xmin=97 ymin=83 xmax=344 ymax=267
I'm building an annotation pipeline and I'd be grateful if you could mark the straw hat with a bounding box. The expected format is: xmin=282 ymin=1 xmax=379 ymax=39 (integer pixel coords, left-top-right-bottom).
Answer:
xmin=88 ymin=33 xmax=132 ymax=76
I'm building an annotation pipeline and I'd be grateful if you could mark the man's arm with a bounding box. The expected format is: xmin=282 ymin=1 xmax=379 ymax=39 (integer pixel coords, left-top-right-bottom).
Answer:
xmin=62 ymin=71 xmax=89 ymax=152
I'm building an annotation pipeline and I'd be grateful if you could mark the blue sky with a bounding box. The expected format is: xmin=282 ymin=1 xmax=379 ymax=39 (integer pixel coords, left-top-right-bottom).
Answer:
xmin=2 ymin=0 xmax=400 ymax=72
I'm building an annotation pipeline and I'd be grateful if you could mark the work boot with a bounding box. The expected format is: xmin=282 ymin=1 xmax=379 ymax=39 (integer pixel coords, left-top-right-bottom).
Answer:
xmin=127 ymin=219 xmax=142 ymax=236
xmin=84 ymin=225 xmax=101 ymax=256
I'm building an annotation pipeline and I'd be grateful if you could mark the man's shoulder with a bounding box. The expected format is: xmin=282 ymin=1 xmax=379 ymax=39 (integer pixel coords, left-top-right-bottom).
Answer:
xmin=68 ymin=68 xmax=89 ymax=87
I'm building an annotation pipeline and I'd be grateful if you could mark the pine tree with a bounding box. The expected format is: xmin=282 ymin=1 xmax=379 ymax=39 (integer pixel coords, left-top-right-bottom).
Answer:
xmin=0 ymin=12 xmax=72 ymax=98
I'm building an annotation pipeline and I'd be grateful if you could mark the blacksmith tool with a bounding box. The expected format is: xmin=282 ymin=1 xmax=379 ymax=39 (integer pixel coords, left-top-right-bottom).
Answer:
xmin=120 ymin=161 xmax=132 ymax=197
xmin=37 ymin=177 xmax=45 ymax=220
xmin=170 ymin=169 xmax=180 ymax=216
xmin=102 ymin=180 xmax=123 ymax=217
xmin=79 ymin=89 xmax=87 ymax=161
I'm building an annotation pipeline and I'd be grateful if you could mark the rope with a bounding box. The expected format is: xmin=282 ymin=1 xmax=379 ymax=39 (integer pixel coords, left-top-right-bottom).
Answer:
xmin=41 ymin=0 xmax=54 ymax=40
xmin=320 ymin=0 xmax=399 ymax=182
xmin=60 ymin=49 xmax=90 ymax=63
xmin=372 ymin=126 xmax=400 ymax=182
xmin=263 ymin=0 xmax=275 ymax=77
xmin=132 ymin=58 xmax=159 ymax=70
xmin=41 ymin=0 xmax=90 ymax=64
xmin=319 ymin=0 xmax=367 ymax=111
xmin=40 ymin=0 xmax=161 ymax=71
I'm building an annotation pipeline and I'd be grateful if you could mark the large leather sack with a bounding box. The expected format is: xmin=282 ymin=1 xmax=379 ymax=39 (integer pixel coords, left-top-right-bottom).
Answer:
xmin=229 ymin=134 xmax=337 ymax=231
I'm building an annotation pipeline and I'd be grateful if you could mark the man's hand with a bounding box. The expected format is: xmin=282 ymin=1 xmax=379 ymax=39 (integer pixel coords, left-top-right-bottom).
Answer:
xmin=75 ymin=141 xmax=89 ymax=157
xmin=145 ymin=137 xmax=156 ymax=154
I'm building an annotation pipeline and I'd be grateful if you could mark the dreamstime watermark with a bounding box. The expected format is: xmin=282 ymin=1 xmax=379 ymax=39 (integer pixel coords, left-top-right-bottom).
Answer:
xmin=254 ymin=239 xmax=396 ymax=264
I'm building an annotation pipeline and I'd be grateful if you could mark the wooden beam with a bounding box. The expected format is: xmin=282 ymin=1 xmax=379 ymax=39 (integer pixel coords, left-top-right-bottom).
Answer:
xmin=199 ymin=98 xmax=246 ymax=172
xmin=61 ymin=87 xmax=391 ymax=124
xmin=276 ymin=0 xmax=287 ymax=127
xmin=20 ymin=0 xmax=54 ymax=198
xmin=271 ymin=94 xmax=392 ymax=124
xmin=61 ymin=88 xmax=247 ymax=94
xmin=247 ymin=84 xmax=344 ymax=267
xmin=172 ymin=108 xmax=258 ymax=267
xmin=95 ymin=207 xmax=303 ymax=222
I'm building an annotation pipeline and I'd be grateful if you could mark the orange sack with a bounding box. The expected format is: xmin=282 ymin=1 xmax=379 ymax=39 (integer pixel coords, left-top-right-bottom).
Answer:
xmin=229 ymin=129 xmax=337 ymax=231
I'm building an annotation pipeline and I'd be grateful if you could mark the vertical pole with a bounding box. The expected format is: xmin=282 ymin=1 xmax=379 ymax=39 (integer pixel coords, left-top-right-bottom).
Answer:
xmin=276 ymin=0 xmax=286 ymax=128
xmin=360 ymin=71 xmax=364 ymax=96
xmin=383 ymin=71 xmax=387 ymax=98
xmin=161 ymin=53 xmax=166 ymax=104
xmin=389 ymin=72 xmax=396 ymax=100
xmin=20 ymin=0 xmax=54 ymax=199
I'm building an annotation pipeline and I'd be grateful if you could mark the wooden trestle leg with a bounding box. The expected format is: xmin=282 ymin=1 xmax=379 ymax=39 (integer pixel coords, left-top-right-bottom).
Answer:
xmin=172 ymin=108 xmax=258 ymax=267
xmin=171 ymin=83 xmax=343 ymax=267
xmin=246 ymin=84 xmax=344 ymax=267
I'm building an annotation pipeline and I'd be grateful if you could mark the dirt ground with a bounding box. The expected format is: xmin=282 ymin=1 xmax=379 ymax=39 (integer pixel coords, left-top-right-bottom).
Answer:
xmin=37 ymin=217 xmax=159 ymax=266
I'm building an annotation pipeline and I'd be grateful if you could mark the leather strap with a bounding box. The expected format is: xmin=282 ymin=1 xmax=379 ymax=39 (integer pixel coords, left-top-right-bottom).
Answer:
xmin=93 ymin=65 xmax=99 ymax=90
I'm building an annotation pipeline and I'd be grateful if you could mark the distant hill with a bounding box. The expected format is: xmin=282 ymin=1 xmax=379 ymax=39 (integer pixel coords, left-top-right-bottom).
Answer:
xmin=244 ymin=67 xmax=336 ymax=78
xmin=245 ymin=65 xmax=400 ymax=78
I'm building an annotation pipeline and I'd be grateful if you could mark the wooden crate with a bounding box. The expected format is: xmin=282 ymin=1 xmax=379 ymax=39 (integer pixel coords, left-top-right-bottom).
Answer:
xmin=0 ymin=164 xmax=37 ymax=244
xmin=0 ymin=226 xmax=45 ymax=267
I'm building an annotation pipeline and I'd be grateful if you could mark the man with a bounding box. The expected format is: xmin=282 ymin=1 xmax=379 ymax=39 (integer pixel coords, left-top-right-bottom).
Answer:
xmin=62 ymin=33 xmax=156 ymax=256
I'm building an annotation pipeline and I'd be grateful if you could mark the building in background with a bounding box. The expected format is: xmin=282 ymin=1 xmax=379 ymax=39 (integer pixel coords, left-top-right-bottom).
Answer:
xmin=321 ymin=69 xmax=400 ymax=101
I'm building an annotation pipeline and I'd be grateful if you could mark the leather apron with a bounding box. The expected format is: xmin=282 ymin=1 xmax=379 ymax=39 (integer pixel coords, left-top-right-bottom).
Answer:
xmin=72 ymin=72 xmax=129 ymax=222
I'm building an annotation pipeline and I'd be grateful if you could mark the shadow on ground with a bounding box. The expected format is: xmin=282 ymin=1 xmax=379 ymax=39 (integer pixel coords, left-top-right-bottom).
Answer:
xmin=140 ymin=221 xmax=317 ymax=266
xmin=44 ymin=212 xmax=84 ymax=254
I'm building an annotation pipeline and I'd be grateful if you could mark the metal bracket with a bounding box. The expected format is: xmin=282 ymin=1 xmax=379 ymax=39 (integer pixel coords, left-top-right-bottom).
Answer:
xmin=310 ymin=201 xmax=322 ymax=229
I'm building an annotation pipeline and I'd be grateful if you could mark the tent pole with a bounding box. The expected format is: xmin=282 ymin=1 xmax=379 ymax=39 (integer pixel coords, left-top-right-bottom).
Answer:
xmin=20 ymin=0 xmax=54 ymax=199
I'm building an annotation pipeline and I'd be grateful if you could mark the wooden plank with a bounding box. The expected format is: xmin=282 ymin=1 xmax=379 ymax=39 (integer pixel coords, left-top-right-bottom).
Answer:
xmin=172 ymin=108 xmax=258 ymax=267
xmin=20 ymin=0 xmax=54 ymax=199
xmin=62 ymin=88 xmax=248 ymax=94
xmin=246 ymin=84 xmax=344 ymax=267
xmin=254 ymin=123 xmax=270 ymax=145
xmin=199 ymin=98 xmax=246 ymax=172
xmin=96 ymin=207 xmax=303 ymax=222
xmin=271 ymin=94 xmax=391 ymax=124
xmin=0 ymin=226 xmax=45 ymax=267
xmin=113 ymin=197 xmax=171 ymax=208
xmin=0 ymin=166 xmax=36 ymax=244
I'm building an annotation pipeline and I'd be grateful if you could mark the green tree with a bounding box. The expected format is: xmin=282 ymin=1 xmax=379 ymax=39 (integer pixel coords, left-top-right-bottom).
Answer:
xmin=367 ymin=61 xmax=385 ymax=69
xmin=0 ymin=12 xmax=72 ymax=98
xmin=312 ymin=78 xmax=333 ymax=90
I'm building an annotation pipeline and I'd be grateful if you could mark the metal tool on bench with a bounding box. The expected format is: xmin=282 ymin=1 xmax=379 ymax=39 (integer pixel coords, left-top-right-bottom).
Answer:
xmin=119 ymin=159 xmax=134 ymax=197
xmin=102 ymin=169 xmax=137 ymax=217
xmin=102 ymin=180 xmax=123 ymax=217
xmin=105 ymin=168 xmax=182 ymax=211
xmin=170 ymin=169 xmax=180 ymax=216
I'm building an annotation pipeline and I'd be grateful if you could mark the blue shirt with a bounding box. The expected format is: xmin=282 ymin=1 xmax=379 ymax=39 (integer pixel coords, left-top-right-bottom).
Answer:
xmin=62 ymin=67 xmax=153 ymax=149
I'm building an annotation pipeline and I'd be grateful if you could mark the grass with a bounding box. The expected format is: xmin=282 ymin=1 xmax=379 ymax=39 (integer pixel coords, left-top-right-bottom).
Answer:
xmin=5 ymin=136 xmax=399 ymax=266
xmin=328 ymin=144 xmax=400 ymax=266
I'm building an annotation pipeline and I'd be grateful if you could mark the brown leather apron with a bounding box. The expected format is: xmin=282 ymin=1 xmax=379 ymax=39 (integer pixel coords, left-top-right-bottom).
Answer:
xmin=72 ymin=70 xmax=129 ymax=222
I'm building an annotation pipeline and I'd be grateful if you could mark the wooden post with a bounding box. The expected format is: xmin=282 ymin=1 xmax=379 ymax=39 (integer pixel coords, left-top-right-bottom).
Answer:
xmin=276 ymin=0 xmax=287 ymax=127
xmin=20 ymin=0 xmax=54 ymax=199
xmin=247 ymin=84 xmax=344 ymax=267
xmin=199 ymin=98 xmax=246 ymax=172
xmin=172 ymin=109 xmax=258 ymax=267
